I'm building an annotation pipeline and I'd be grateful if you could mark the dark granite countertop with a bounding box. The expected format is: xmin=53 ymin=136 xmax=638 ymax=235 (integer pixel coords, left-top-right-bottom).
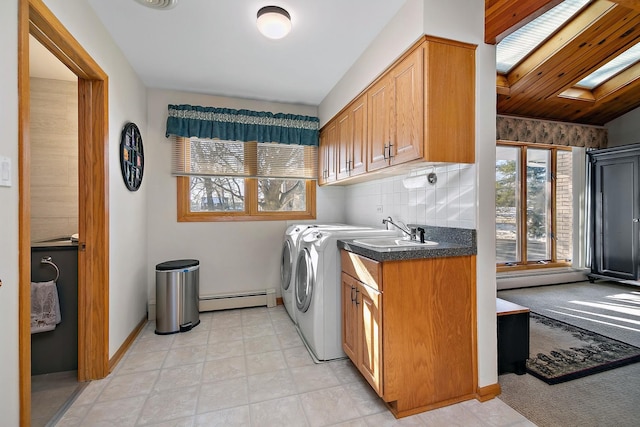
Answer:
xmin=337 ymin=225 xmax=476 ymax=262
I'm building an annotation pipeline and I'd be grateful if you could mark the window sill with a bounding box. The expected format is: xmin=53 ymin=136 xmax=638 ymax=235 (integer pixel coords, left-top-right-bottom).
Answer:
xmin=177 ymin=211 xmax=316 ymax=222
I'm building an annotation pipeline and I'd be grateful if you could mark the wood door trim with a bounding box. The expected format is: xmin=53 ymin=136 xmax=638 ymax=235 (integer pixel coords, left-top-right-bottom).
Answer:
xmin=18 ymin=1 xmax=31 ymax=423
xmin=19 ymin=0 xmax=109 ymax=424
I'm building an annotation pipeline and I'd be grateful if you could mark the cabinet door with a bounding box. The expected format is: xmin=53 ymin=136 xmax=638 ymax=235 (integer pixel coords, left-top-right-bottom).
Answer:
xmin=391 ymin=46 xmax=423 ymax=165
xmin=593 ymin=155 xmax=640 ymax=280
xmin=341 ymin=273 xmax=359 ymax=362
xmin=350 ymin=95 xmax=367 ymax=177
xmin=318 ymin=128 xmax=328 ymax=184
xmin=319 ymin=120 xmax=337 ymax=184
xmin=368 ymin=75 xmax=393 ymax=172
xmin=358 ymin=282 xmax=383 ymax=395
xmin=337 ymin=111 xmax=351 ymax=180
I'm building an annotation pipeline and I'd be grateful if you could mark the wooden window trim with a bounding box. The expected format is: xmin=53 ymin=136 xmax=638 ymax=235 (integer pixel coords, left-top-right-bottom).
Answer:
xmin=496 ymin=141 xmax=572 ymax=271
xmin=497 ymin=261 xmax=572 ymax=273
xmin=177 ymin=176 xmax=316 ymax=222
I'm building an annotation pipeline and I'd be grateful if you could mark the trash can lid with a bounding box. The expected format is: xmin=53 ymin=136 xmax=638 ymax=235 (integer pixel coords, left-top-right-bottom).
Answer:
xmin=156 ymin=259 xmax=199 ymax=271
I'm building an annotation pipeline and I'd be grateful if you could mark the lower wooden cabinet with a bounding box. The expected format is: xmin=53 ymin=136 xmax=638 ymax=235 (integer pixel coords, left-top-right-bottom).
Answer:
xmin=340 ymin=250 xmax=477 ymax=418
xmin=341 ymin=273 xmax=383 ymax=394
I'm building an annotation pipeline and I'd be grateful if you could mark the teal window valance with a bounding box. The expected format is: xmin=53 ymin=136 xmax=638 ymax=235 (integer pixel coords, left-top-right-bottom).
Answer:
xmin=166 ymin=104 xmax=319 ymax=146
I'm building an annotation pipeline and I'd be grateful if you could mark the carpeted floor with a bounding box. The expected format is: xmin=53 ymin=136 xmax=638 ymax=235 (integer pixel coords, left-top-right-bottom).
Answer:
xmin=497 ymin=280 xmax=640 ymax=427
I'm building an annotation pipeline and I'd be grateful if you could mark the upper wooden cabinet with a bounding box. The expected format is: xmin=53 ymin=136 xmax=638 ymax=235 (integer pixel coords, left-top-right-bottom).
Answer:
xmin=367 ymin=72 xmax=394 ymax=171
xmin=319 ymin=35 xmax=476 ymax=185
xmin=318 ymin=119 xmax=337 ymax=185
xmin=424 ymin=38 xmax=475 ymax=163
xmin=337 ymin=94 xmax=367 ymax=180
xmin=368 ymin=44 xmax=424 ymax=172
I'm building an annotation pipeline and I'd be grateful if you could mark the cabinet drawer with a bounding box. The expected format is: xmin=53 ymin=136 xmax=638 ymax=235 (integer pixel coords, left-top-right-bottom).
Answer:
xmin=340 ymin=250 xmax=382 ymax=291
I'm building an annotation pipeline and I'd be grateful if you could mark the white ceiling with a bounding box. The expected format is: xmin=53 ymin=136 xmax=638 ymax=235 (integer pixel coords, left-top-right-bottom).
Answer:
xmin=86 ymin=0 xmax=407 ymax=106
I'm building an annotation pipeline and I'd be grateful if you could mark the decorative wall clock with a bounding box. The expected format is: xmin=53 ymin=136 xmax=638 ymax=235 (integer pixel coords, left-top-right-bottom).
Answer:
xmin=119 ymin=122 xmax=144 ymax=191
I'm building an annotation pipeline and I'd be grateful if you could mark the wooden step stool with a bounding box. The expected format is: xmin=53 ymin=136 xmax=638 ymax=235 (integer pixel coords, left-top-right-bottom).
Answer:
xmin=497 ymin=298 xmax=530 ymax=375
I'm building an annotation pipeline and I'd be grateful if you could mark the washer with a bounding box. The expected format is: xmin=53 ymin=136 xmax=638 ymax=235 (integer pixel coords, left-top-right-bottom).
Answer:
xmin=281 ymin=224 xmax=368 ymax=324
xmin=295 ymin=227 xmax=397 ymax=361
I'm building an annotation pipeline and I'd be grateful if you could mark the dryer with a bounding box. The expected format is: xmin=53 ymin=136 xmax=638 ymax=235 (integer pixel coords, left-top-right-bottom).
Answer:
xmin=280 ymin=224 xmax=368 ymax=324
xmin=295 ymin=227 xmax=397 ymax=361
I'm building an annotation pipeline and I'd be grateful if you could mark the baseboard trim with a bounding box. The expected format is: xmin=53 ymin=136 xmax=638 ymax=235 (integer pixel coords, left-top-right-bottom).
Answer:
xmin=497 ymin=269 xmax=588 ymax=290
xmin=476 ymin=383 xmax=501 ymax=402
xmin=276 ymin=297 xmax=283 ymax=305
xmin=108 ymin=314 xmax=147 ymax=372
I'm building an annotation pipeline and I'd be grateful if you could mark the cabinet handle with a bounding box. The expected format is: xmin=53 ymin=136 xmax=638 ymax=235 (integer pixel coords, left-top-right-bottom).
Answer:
xmin=355 ymin=288 xmax=360 ymax=306
xmin=389 ymin=143 xmax=394 ymax=159
xmin=383 ymin=144 xmax=388 ymax=160
xmin=350 ymin=286 xmax=356 ymax=302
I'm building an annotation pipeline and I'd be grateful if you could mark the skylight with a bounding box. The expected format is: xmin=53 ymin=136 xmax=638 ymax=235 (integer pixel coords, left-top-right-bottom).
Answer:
xmin=575 ymin=42 xmax=640 ymax=89
xmin=496 ymin=0 xmax=590 ymax=74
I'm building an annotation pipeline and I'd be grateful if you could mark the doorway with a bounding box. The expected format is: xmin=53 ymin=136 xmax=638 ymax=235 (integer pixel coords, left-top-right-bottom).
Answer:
xmin=28 ymin=34 xmax=81 ymax=426
xmin=18 ymin=0 xmax=110 ymax=425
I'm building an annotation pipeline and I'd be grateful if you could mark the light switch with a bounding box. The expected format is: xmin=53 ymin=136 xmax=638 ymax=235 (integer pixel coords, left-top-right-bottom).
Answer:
xmin=0 ymin=156 xmax=11 ymax=187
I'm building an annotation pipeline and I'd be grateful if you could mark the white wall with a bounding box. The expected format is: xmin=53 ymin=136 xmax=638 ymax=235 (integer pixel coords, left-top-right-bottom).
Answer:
xmin=145 ymin=89 xmax=345 ymax=309
xmin=319 ymin=0 xmax=498 ymax=390
xmin=606 ymin=106 xmax=640 ymax=147
xmin=42 ymin=0 xmax=149 ymax=358
xmin=319 ymin=0 xmax=425 ymax=124
xmin=0 ymin=0 xmax=20 ymax=422
xmin=427 ymin=0 xmax=497 ymax=391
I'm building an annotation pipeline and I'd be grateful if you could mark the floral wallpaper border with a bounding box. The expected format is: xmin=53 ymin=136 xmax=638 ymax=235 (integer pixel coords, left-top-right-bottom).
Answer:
xmin=497 ymin=115 xmax=607 ymax=149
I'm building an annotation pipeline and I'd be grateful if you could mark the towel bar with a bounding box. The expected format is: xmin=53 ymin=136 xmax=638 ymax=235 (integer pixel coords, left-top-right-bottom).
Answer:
xmin=40 ymin=256 xmax=60 ymax=282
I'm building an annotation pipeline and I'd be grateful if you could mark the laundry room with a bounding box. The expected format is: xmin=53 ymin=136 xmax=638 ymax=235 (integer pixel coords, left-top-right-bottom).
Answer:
xmin=3 ymin=0 xmax=504 ymax=425
xmin=145 ymin=87 xmax=479 ymax=318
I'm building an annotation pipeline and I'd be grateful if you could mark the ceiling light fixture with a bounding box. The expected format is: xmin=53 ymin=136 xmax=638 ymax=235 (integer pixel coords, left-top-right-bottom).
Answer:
xmin=257 ymin=6 xmax=291 ymax=40
xmin=134 ymin=0 xmax=178 ymax=10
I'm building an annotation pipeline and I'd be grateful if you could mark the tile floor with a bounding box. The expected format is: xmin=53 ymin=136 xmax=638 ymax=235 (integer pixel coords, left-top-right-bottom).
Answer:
xmin=55 ymin=306 xmax=536 ymax=426
xmin=32 ymin=370 xmax=84 ymax=427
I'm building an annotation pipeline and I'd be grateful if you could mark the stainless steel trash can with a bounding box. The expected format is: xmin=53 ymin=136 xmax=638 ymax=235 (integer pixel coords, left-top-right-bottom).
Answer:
xmin=155 ymin=259 xmax=200 ymax=334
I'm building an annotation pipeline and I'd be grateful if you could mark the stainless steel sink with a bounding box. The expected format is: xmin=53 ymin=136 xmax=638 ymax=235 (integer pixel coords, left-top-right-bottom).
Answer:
xmin=352 ymin=237 xmax=438 ymax=248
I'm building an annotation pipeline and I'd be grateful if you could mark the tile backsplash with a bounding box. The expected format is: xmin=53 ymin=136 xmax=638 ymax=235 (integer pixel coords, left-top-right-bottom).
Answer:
xmin=344 ymin=163 xmax=477 ymax=229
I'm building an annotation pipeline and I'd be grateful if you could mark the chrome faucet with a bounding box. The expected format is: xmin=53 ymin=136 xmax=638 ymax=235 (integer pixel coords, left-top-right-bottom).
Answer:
xmin=382 ymin=216 xmax=426 ymax=243
xmin=382 ymin=216 xmax=412 ymax=239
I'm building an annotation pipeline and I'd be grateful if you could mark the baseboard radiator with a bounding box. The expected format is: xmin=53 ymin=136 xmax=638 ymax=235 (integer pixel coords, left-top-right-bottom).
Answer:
xmin=497 ymin=268 xmax=589 ymax=290
xmin=199 ymin=289 xmax=277 ymax=312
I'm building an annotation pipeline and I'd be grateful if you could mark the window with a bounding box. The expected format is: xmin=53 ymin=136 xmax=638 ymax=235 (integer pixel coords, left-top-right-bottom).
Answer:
xmin=175 ymin=137 xmax=316 ymax=221
xmin=496 ymin=142 xmax=573 ymax=270
xmin=496 ymin=0 xmax=589 ymax=74
xmin=575 ymin=41 xmax=640 ymax=89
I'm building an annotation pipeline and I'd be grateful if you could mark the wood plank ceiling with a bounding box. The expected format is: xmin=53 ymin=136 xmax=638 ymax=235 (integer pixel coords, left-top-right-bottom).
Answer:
xmin=487 ymin=0 xmax=640 ymax=125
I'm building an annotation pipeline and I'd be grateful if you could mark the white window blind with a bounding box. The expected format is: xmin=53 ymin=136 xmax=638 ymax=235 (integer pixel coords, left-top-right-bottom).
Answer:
xmin=171 ymin=137 xmax=317 ymax=180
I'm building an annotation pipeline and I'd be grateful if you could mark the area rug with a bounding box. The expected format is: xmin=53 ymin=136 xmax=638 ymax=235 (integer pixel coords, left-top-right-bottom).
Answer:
xmin=527 ymin=312 xmax=640 ymax=385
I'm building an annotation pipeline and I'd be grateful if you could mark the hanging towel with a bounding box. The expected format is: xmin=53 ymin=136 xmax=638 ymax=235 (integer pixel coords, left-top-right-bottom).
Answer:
xmin=31 ymin=280 xmax=62 ymax=334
